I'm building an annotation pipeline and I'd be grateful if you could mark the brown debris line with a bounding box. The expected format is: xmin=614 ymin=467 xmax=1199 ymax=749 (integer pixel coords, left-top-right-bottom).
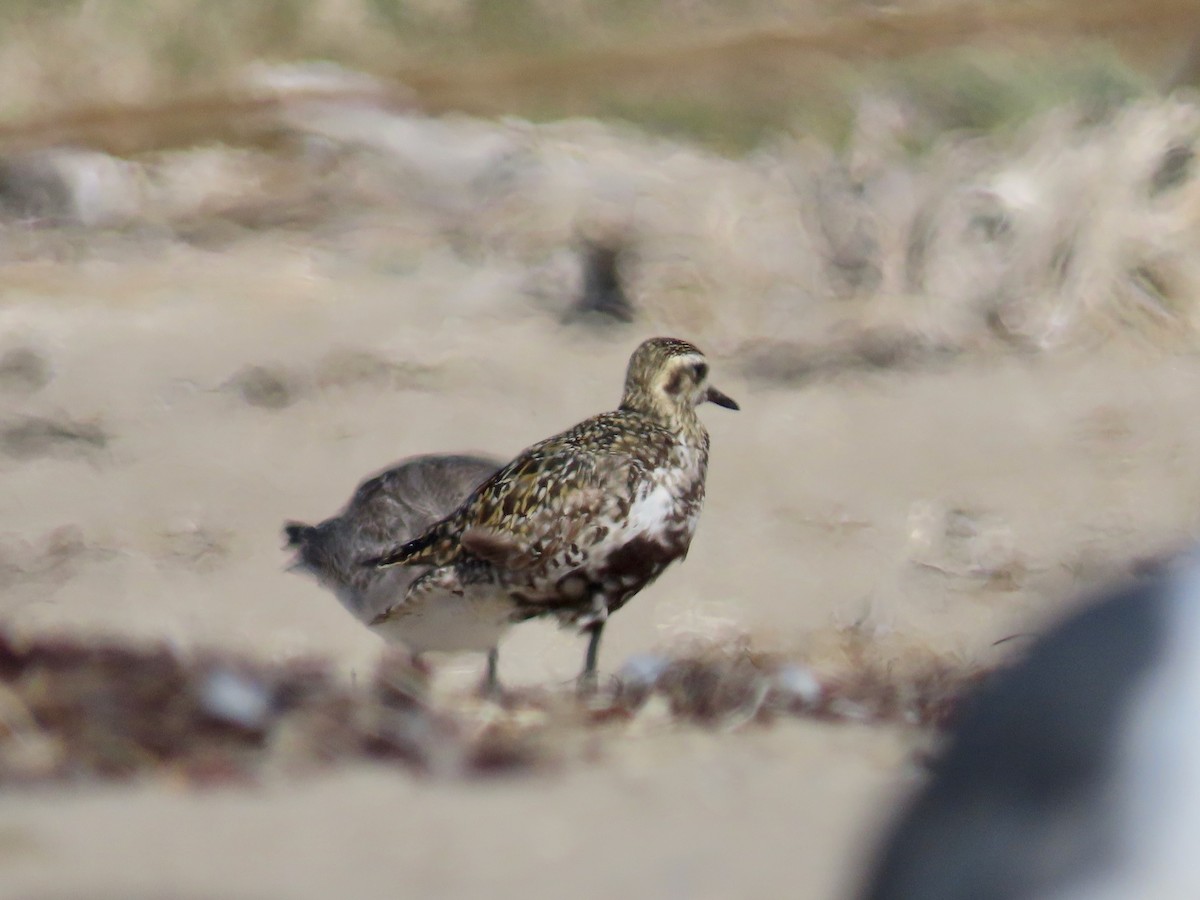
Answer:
xmin=601 ymin=647 xmax=986 ymax=730
xmin=0 ymin=630 xmax=987 ymax=789
xmin=0 ymin=631 xmax=531 ymax=787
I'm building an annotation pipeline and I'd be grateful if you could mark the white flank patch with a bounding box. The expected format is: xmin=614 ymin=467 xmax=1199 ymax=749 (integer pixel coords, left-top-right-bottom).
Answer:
xmin=626 ymin=483 xmax=676 ymax=536
xmin=370 ymin=583 xmax=513 ymax=654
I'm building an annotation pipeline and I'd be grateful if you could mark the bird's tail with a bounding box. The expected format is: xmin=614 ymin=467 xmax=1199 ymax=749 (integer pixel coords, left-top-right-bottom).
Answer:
xmin=283 ymin=521 xmax=315 ymax=548
xmin=283 ymin=520 xmax=327 ymax=576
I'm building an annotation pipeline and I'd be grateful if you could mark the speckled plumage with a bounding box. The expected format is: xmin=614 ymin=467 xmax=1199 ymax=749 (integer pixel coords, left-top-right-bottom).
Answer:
xmin=371 ymin=337 xmax=739 ymax=686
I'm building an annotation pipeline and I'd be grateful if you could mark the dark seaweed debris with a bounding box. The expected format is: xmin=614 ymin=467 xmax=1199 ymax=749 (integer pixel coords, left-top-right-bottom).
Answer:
xmin=0 ymin=630 xmax=986 ymax=789
xmin=604 ymin=650 xmax=985 ymax=730
xmin=0 ymin=633 xmax=535 ymax=787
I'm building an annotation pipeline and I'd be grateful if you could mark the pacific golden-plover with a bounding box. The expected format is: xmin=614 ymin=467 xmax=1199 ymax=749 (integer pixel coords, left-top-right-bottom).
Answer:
xmin=283 ymin=453 xmax=508 ymax=691
xmin=369 ymin=337 xmax=739 ymax=691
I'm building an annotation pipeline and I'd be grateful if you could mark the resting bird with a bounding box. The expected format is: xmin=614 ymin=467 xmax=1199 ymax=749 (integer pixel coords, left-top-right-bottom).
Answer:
xmin=369 ymin=337 xmax=739 ymax=691
xmin=284 ymin=453 xmax=505 ymax=692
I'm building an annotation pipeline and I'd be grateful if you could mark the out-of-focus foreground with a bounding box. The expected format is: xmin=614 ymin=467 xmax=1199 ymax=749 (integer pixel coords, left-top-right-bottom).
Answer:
xmin=3 ymin=1 xmax=1200 ymax=897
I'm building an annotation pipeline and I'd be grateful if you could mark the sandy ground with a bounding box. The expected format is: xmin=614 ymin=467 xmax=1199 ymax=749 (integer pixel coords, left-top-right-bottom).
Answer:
xmin=0 ymin=726 xmax=910 ymax=899
xmin=2 ymin=246 xmax=1200 ymax=898
xmin=3 ymin=84 xmax=1200 ymax=896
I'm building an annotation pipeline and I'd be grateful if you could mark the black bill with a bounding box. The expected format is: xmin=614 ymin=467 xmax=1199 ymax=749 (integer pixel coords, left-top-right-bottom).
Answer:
xmin=706 ymin=385 xmax=739 ymax=410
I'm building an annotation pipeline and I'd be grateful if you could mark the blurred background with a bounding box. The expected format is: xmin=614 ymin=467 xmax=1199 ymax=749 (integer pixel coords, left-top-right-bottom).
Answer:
xmin=3 ymin=0 xmax=1200 ymax=897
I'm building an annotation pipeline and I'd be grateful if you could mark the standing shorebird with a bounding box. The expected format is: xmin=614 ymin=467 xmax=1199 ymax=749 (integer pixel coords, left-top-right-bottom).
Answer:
xmin=283 ymin=453 xmax=507 ymax=692
xmin=369 ymin=337 xmax=739 ymax=691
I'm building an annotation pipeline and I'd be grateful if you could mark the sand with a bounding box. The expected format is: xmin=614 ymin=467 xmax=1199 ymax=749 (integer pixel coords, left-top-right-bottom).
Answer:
xmin=3 ymin=258 xmax=1199 ymax=897
xmin=3 ymin=91 xmax=1200 ymax=897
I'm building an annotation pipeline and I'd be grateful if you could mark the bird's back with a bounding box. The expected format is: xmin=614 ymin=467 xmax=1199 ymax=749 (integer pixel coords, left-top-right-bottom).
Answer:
xmin=379 ymin=410 xmax=683 ymax=571
xmin=285 ymin=453 xmax=500 ymax=621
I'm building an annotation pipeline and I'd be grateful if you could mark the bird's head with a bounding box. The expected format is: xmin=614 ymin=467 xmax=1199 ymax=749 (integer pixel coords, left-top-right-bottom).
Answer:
xmin=619 ymin=337 xmax=739 ymax=426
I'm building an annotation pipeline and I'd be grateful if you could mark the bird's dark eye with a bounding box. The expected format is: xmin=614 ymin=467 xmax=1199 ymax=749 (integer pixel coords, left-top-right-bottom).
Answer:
xmin=693 ymin=362 xmax=708 ymax=381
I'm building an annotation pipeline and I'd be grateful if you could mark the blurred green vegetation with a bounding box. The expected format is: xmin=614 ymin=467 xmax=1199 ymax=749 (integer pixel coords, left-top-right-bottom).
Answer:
xmin=0 ymin=0 xmax=1178 ymax=155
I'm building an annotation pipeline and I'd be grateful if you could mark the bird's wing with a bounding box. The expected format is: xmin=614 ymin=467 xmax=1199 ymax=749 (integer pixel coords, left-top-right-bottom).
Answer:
xmin=343 ymin=455 xmax=498 ymax=554
xmin=371 ymin=413 xmax=671 ymax=570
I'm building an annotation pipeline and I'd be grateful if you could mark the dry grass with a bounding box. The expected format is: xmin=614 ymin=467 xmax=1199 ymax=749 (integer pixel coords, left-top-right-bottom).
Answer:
xmin=5 ymin=80 xmax=1200 ymax=352
xmin=0 ymin=0 xmax=1189 ymax=152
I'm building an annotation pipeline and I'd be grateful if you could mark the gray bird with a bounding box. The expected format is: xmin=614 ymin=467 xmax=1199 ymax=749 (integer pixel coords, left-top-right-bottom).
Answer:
xmin=284 ymin=453 xmax=505 ymax=691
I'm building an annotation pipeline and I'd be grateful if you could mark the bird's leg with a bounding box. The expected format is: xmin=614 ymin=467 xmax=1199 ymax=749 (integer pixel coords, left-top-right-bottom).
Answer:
xmin=577 ymin=620 xmax=606 ymax=695
xmin=477 ymin=646 xmax=502 ymax=700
